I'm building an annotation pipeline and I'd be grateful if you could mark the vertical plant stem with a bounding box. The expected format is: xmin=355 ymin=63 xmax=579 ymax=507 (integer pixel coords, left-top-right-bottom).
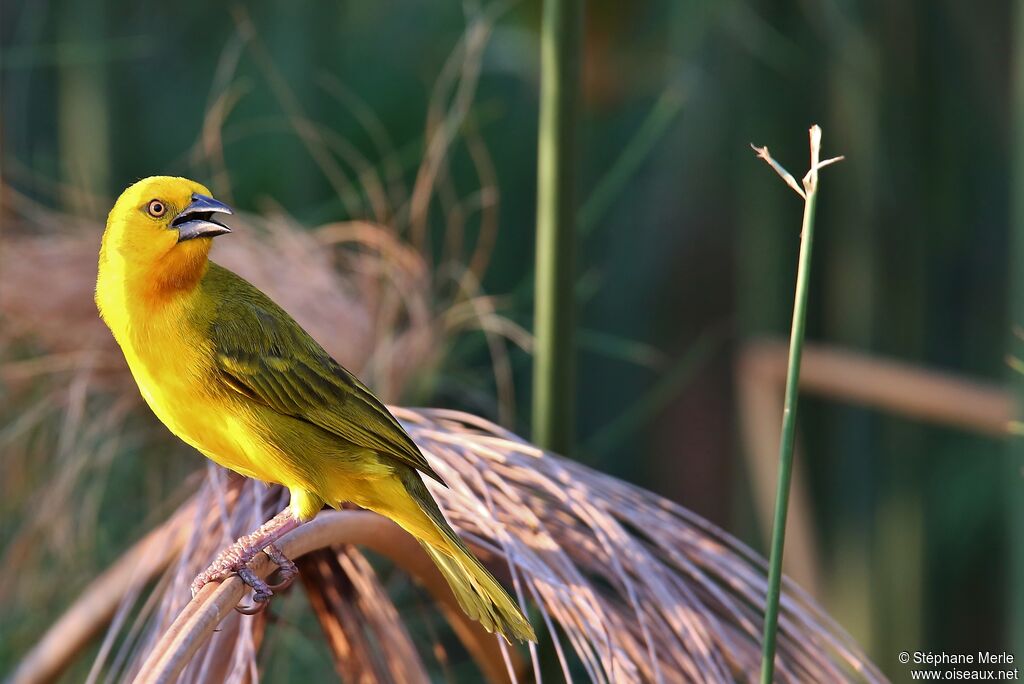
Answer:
xmin=532 ymin=0 xmax=583 ymax=455
xmin=760 ymin=187 xmax=818 ymax=684
xmin=754 ymin=127 xmax=839 ymax=683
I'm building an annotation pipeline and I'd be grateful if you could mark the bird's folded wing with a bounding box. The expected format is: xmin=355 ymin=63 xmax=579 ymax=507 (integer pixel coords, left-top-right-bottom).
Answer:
xmin=209 ymin=300 xmax=445 ymax=485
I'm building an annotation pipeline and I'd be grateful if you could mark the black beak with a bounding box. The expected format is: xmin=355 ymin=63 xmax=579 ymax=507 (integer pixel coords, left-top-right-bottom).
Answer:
xmin=173 ymin=194 xmax=233 ymax=242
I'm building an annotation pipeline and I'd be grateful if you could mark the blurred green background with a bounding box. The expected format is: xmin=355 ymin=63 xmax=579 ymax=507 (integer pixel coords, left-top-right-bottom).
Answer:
xmin=1 ymin=0 xmax=1020 ymax=681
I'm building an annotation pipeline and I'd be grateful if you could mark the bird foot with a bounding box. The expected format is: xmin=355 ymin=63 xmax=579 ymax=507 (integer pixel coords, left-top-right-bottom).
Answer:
xmin=264 ymin=544 xmax=299 ymax=591
xmin=191 ymin=541 xmax=299 ymax=613
xmin=190 ymin=509 xmax=302 ymax=613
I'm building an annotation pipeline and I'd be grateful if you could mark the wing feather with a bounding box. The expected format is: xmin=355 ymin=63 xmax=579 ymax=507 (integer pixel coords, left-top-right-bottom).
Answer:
xmin=208 ymin=285 xmax=444 ymax=485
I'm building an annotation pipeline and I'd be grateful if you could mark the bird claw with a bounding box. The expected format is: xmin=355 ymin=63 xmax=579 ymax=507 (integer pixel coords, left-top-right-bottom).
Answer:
xmin=234 ymin=598 xmax=269 ymax=615
xmin=264 ymin=543 xmax=298 ymax=591
xmin=191 ymin=540 xmax=299 ymax=615
xmin=234 ymin=566 xmax=273 ymax=614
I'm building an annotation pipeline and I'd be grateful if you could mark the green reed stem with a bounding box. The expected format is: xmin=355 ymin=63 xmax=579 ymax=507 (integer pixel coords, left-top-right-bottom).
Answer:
xmin=532 ymin=0 xmax=582 ymax=455
xmin=755 ymin=127 xmax=839 ymax=683
xmin=760 ymin=187 xmax=818 ymax=683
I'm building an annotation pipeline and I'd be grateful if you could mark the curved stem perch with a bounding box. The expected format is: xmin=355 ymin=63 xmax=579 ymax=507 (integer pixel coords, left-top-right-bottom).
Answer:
xmin=133 ymin=510 xmax=521 ymax=684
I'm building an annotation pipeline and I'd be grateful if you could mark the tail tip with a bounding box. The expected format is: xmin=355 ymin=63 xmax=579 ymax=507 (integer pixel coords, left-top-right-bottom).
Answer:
xmin=500 ymin=616 xmax=537 ymax=644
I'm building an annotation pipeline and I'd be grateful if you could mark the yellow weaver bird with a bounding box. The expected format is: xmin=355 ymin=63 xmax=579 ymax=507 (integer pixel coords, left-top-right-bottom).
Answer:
xmin=95 ymin=176 xmax=535 ymax=642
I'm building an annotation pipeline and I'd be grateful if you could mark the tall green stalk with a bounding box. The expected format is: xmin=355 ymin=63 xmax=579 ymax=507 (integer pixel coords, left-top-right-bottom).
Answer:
xmin=753 ymin=128 xmax=840 ymax=683
xmin=532 ymin=0 xmax=582 ymax=455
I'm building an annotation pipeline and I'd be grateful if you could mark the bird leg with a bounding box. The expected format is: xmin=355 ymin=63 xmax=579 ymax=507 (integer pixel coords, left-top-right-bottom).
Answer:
xmin=191 ymin=509 xmax=301 ymax=608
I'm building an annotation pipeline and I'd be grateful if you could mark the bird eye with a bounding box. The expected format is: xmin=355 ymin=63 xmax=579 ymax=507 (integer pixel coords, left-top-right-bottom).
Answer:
xmin=147 ymin=200 xmax=167 ymax=218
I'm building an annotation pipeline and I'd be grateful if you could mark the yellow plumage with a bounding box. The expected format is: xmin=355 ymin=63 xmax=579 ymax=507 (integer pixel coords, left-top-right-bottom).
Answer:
xmin=96 ymin=176 xmax=535 ymax=642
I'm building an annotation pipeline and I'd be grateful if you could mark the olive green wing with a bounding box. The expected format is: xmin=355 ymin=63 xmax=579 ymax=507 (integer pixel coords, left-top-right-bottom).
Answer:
xmin=209 ymin=296 xmax=445 ymax=485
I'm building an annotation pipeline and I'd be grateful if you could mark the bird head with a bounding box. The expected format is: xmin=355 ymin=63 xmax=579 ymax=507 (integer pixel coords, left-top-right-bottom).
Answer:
xmin=100 ymin=176 xmax=234 ymax=296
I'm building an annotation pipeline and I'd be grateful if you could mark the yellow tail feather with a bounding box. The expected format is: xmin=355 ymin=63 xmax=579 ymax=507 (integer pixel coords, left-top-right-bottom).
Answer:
xmin=352 ymin=472 xmax=536 ymax=643
xmin=419 ymin=536 xmax=536 ymax=643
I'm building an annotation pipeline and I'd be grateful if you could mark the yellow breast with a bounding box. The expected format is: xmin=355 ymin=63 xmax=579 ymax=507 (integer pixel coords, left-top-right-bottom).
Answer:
xmin=108 ymin=292 xmax=280 ymax=485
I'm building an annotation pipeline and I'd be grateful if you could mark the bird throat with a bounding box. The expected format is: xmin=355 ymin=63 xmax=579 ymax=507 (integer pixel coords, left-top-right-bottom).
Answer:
xmin=148 ymin=241 xmax=212 ymax=298
xmin=97 ymin=238 xmax=212 ymax=334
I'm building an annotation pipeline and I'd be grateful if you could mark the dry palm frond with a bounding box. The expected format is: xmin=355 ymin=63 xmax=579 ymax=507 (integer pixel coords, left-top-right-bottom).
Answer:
xmin=14 ymin=409 xmax=885 ymax=684
xmin=399 ymin=408 xmax=883 ymax=684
